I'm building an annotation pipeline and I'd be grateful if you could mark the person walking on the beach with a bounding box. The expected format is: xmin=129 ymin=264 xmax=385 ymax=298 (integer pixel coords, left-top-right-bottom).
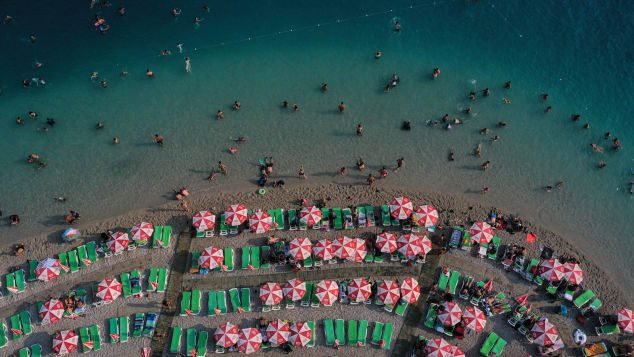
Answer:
xmin=298 ymin=167 xmax=307 ymax=179
xmin=218 ymin=161 xmax=227 ymax=175
xmin=356 ymin=123 xmax=363 ymax=136
xmin=154 ymin=134 xmax=164 ymax=147
xmin=185 ymin=57 xmax=191 ymax=72
xmin=367 ymin=174 xmax=375 ymax=186
xmin=338 ymin=102 xmax=346 ymax=112
xmin=181 ymin=200 xmax=190 ymax=212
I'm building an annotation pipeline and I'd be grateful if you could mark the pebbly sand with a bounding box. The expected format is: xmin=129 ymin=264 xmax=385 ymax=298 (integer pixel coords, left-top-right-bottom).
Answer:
xmin=1 ymin=183 xmax=632 ymax=356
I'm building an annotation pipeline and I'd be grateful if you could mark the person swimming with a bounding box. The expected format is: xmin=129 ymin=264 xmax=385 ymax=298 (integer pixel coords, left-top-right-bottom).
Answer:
xmin=293 ymin=104 xmax=299 ymax=111
xmin=177 ymin=43 xmax=183 ymax=53
xmin=338 ymin=102 xmax=346 ymax=112
xmin=96 ymin=122 xmax=104 ymax=129
xmin=448 ymin=149 xmax=455 ymax=161
xmin=433 ymin=68 xmax=440 ymax=78
xmin=217 ymin=110 xmax=224 ymax=119
xmin=356 ymin=123 xmax=363 ymax=136
xmin=46 ymin=118 xmax=56 ymax=126
xmin=402 ymin=121 xmax=411 ymax=131
xmin=233 ymin=101 xmax=241 ymax=110
xmin=542 ymin=93 xmax=549 ymax=101
xmin=230 ymin=136 xmax=246 ymax=143
xmin=185 ymin=57 xmax=191 ymax=72
xmin=545 ymin=106 xmax=552 ymax=113
xmin=375 ymin=51 xmax=382 ymax=59
xmin=504 ymin=81 xmax=511 ymax=89
xmin=394 ymin=21 xmax=401 ymax=32
xmin=29 ymin=111 xmax=38 ymax=118
xmin=321 ymin=83 xmax=328 ymax=91
xmin=483 ymin=88 xmax=490 ymax=96
xmin=282 ymin=101 xmax=288 ymax=108
xmin=357 ymin=158 xmax=365 ymax=170
xmin=469 ymin=92 xmax=475 ymax=100
xmin=172 ymin=8 xmax=181 ymax=17
xmin=571 ymin=114 xmax=581 ymax=121
xmin=146 ymin=69 xmax=154 ymax=77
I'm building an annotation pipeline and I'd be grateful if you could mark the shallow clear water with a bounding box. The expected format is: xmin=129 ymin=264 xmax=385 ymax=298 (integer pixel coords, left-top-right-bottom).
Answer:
xmin=1 ymin=0 xmax=633 ymax=284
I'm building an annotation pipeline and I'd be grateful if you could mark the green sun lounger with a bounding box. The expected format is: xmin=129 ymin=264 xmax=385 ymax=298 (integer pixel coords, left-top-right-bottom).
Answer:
xmin=0 ymin=322 xmax=8 ymax=348
xmin=342 ymin=208 xmax=354 ymax=229
xmin=596 ymin=324 xmax=620 ymax=335
xmin=158 ymin=268 xmax=168 ymax=292
xmin=395 ymin=302 xmax=409 ymax=316
xmin=488 ymin=236 xmax=500 ymax=259
xmin=347 ymin=320 xmax=358 ymax=346
xmin=371 ymin=322 xmax=384 ymax=345
xmin=77 ymin=245 xmax=89 ymax=268
xmin=207 ymin=292 xmax=218 ymax=315
xmin=18 ymin=348 xmax=29 ymax=357
xmin=160 ymin=225 xmax=171 ymax=247
xmin=132 ymin=313 xmax=144 ymax=337
xmin=298 ymin=210 xmax=308 ymax=230
xmin=153 ymin=226 xmax=163 ymax=247
xmin=288 ymin=209 xmax=298 ymax=230
xmin=357 ymin=206 xmax=367 ymax=226
xmin=301 ymin=282 xmax=313 ymax=307
xmin=148 ymin=268 xmax=158 ymax=292
xmin=119 ymin=316 xmax=129 ymax=342
xmin=219 ymin=214 xmax=228 ymax=235
xmin=30 ymin=344 xmax=41 ymax=357
xmin=491 ymin=336 xmax=507 ymax=356
xmin=86 ymin=241 xmax=98 ymax=263
xmin=144 ymin=313 xmax=157 ymax=336
xmin=448 ymin=270 xmax=460 ymax=294
xmin=170 ymin=326 xmax=182 ymax=354
xmin=380 ymin=205 xmax=391 ymax=226
xmin=57 ymin=252 xmax=68 ymax=274
xmin=90 ymin=325 xmax=102 ymax=351
xmin=79 ymin=327 xmax=91 ymax=352
xmin=186 ymin=328 xmax=197 ymax=356
xmin=425 ymin=303 xmax=438 ymax=329
xmin=438 ymin=270 xmax=450 ymax=291
xmin=365 ymin=247 xmax=375 ymax=262
xmin=241 ymin=288 xmax=251 ymax=312
xmin=324 ymin=319 xmax=335 ymax=345
xmin=357 ymin=320 xmax=368 ymax=346
xmin=332 ymin=208 xmax=343 ymax=229
xmin=365 ymin=206 xmax=375 ymax=227
xmin=229 ymin=288 xmax=241 ymax=312
xmin=19 ymin=311 xmax=32 ymax=335
xmin=275 ymin=209 xmax=285 ymax=230
xmin=574 ymin=289 xmax=595 ymax=308
xmin=217 ymin=291 xmax=227 ymax=315
xmin=382 ymin=323 xmax=394 ymax=349
xmin=303 ymin=254 xmax=312 ymax=268
xmin=180 ymin=291 xmax=192 ymax=315
xmin=68 ymin=250 xmax=79 ymax=273
xmin=5 ymin=273 xmax=17 ymax=296
xmin=130 ymin=269 xmax=142 ymax=296
xmin=189 ymin=252 xmax=201 ymax=273
xmin=267 ymin=209 xmax=278 ymax=230
xmin=460 ymin=230 xmax=472 ymax=250
xmin=480 ymin=332 xmax=499 ymax=356
xmin=250 ymin=246 xmax=260 ymax=269
xmin=307 ymin=321 xmax=316 ymax=347
xmin=197 ymin=330 xmax=208 ymax=356
xmin=588 ymin=298 xmax=603 ymax=312
xmin=261 ymin=246 xmax=270 ymax=268
xmin=524 ymin=258 xmax=539 ymax=281
xmin=15 ymin=269 xmax=26 ymax=293
xmin=223 ymin=248 xmax=234 ymax=271
xmin=10 ymin=314 xmax=22 ymax=340
xmin=241 ymin=247 xmax=251 ymax=269
xmin=310 ymin=284 xmax=320 ymax=306
xmin=109 ymin=318 xmax=119 ymax=343
xmin=335 ymin=319 xmax=345 ymax=345
xmin=36 ymin=301 xmax=44 ymax=322
xmin=321 ymin=208 xmax=330 ymax=229
xmin=27 ymin=260 xmax=38 ymax=281
xmin=191 ymin=290 xmax=202 ymax=315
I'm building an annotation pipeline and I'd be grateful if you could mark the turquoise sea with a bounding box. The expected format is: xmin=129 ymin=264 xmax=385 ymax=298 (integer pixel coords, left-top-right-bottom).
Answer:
xmin=1 ymin=1 xmax=633 ymax=285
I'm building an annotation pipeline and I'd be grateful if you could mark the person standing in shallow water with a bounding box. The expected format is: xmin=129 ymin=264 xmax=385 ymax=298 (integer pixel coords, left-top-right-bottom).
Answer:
xmin=154 ymin=134 xmax=164 ymax=147
xmin=185 ymin=58 xmax=191 ymax=72
xmin=338 ymin=102 xmax=346 ymax=112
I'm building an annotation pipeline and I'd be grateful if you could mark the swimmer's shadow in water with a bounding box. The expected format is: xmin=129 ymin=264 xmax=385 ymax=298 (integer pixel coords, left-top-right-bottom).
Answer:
xmin=330 ymin=130 xmax=356 ymax=138
xmin=460 ymin=165 xmax=483 ymax=171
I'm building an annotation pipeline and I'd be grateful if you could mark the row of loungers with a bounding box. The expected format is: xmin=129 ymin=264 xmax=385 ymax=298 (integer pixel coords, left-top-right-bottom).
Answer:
xmin=170 ymin=320 xmax=394 ymax=355
xmin=195 ymin=205 xmax=432 ymax=237
xmin=14 ymin=344 xmax=42 ymax=357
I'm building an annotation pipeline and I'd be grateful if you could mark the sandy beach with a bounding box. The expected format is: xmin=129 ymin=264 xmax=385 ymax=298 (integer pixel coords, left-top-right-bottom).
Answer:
xmin=1 ymin=183 xmax=631 ymax=356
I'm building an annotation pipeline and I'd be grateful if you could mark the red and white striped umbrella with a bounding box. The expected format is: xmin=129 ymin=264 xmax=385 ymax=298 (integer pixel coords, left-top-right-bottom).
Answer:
xmin=397 ymin=234 xmax=423 ymax=258
xmin=452 ymin=345 xmax=466 ymax=357
xmin=288 ymin=237 xmax=312 ymax=260
xmin=377 ymin=280 xmax=400 ymax=305
xmin=332 ymin=236 xmax=355 ymax=259
xmin=107 ymin=232 xmax=129 ymax=253
xmin=463 ymin=306 xmax=486 ymax=332
xmin=266 ymin=319 xmax=290 ymax=345
xmin=225 ymin=203 xmax=248 ymax=226
xmin=299 ymin=206 xmax=322 ymax=226
xmin=199 ymin=246 xmax=224 ymax=269
xmin=193 ymin=211 xmax=215 ymax=232
xmin=283 ymin=278 xmax=307 ymax=301
xmin=53 ymin=330 xmax=78 ymax=355
xmin=420 ymin=235 xmax=432 ymax=255
xmin=400 ymin=278 xmax=420 ymax=303
xmin=348 ymin=278 xmax=372 ymax=302
xmin=289 ymin=322 xmax=312 ymax=347
xmin=130 ymin=222 xmax=153 ymax=242
xmin=39 ymin=299 xmax=64 ymax=325
xmin=469 ymin=222 xmax=494 ymax=244
xmin=347 ymin=238 xmax=367 ymax=262
xmin=563 ymin=262 xmax=584 ymax=284
xmin=237 ymin=327 xmax=262 ymax=354
xmin=425 ymin=337 xmax=454 ymax=357
xmin=314 ymin=239 xmax=334 ymax=260
xmin=531 ymin=320 xmax=559 ymax=346
xmin=36 ymin=258 xmax=64 ymax=281
xmin=96 ymin=278 xmax=122 ymax=302
xmin=249 ymin=210 xmax=272 ymax=233
xmin=438 ymin=301 xmax=463 ymax=326
xmin=617 ymin=308 xmax=634 ymax=333
xmin=415 ymin=205 xmax=439 ymax=227
xmin=375 ymin=232 xmax=397 ymax=253
xmin=214 ymin=322 xmax=239 ymax=348
xmin=260 ymin=282 xmax=283 ymax=306
xmin=390 ymin=196 xmax=414 ymax=219
xmin=539 ymin=259 xmax=566 ymax=281
xmin=315 ymin=280 xmax=339 ymax=305
xmin=141 ymin=347 xmax=151 ymax=357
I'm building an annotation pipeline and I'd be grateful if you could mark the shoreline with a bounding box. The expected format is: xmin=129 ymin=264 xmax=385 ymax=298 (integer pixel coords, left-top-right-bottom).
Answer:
xmin=4 ymin=182 xmax=632 ymax=306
